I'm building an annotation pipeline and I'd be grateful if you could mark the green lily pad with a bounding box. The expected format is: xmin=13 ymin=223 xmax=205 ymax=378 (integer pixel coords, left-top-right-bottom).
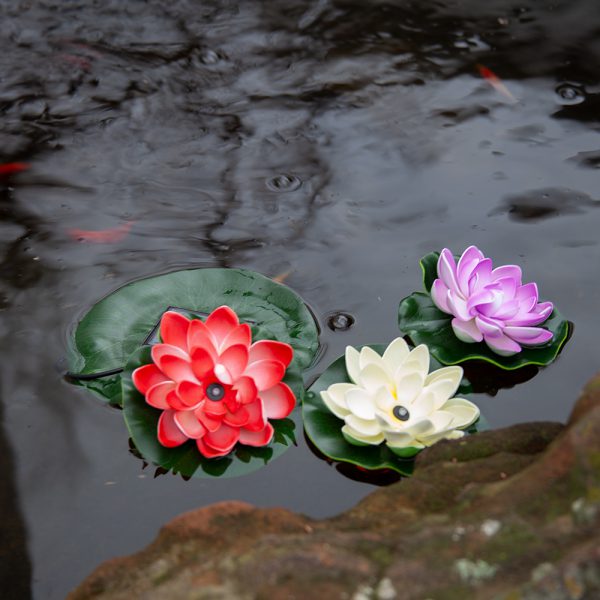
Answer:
xmin=122 ymin=346 xmax=301 ymax=478
xmin=397 ymin=252 xmax=571 ymax=370
xmin=67 ymin=268 xmax=319 ymax=404
xmin=303 ymin=344 xmax=478 ymax=474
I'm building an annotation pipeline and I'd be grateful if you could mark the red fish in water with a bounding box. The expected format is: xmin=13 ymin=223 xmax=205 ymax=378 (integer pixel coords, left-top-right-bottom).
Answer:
xmin=69 ymin=221 xmax=133 ymax=243
xmin=0 ymin=162 xmax=30 ymax=177
xmin=477 ymin=64 xmax=517 ymax=103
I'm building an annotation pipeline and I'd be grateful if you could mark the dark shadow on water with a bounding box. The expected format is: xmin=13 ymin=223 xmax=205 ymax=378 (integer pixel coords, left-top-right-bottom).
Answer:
xmin=0 ymin=399 xmax=32 ymax=600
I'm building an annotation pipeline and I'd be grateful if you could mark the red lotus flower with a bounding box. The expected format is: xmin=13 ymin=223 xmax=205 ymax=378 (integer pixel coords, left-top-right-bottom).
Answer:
xmin=132 ymin=306 xmax=296 ymax=458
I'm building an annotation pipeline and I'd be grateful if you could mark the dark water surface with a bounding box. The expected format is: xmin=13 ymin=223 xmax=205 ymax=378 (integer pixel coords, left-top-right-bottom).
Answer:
xmin=1 ymin=1 xmax=600 ymax=597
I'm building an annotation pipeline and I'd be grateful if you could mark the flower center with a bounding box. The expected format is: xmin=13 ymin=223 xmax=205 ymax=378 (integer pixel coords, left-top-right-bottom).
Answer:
xmin=206 ymin=383 xmax=225 ymax=401
xmin=393 ymin=405 xmax=410 ymax=421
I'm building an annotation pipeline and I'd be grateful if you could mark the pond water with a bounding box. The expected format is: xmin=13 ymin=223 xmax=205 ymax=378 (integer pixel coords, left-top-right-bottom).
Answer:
xmin=1 ymin=1 xmax=600 ymax=598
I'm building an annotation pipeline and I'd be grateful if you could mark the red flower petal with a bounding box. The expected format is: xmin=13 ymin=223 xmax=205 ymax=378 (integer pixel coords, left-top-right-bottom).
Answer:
xmin=215 ymin=344 xmax=249 ymax=384
xmin=146 ymin=381 xmax=176 ymax=409
xmin=132 ymin=364 xmax=169 ymax=394
xmin=151 ymin=343 xmax=189 ymax=362
xmin=243 ymin=398 xmax=267 ymax=432
xmin=190 ymin=347 xmax=215 ymax=380
xmin=248 ymin=340 xmax=293 ymax=368
xmin=221 ymin=323 xmax=251 ymax=352
xmin=173 ymin=411 xmax=206 ymax=439
xmin=187 ymin=319 xmax=218 ymax=359
xmin=159 ymin=311 xmax=190 ymax=351
xmin=244 ymin=359 xmax=286 ymax=391
xmin=223 ymin=406 xmax=249 ymax=427
xmin=155 ymin=355 xmax=198 ymax=383
xmin=205 ymin=306 xmax=239 ymax=350
xmin=195 ymin=407 xmax=222 ymax=432
xmin=165 ymin=389 xmax=191 ymax=411
xmin=203 ymin=423 xmax=240 ymax=453
xmin=233 ymin=376 xmax=258 ymax=405
xmin=176 ymin=381 xmax=204 ymax=408
xmin=239 ymin=423 xmax=274 ymax=447
xmin=260 ymin=382 xmax=296 ymax=419
xmin=203 ymin=398 xmax=227 ymax=416
xmin=157 ymin=411 xmax=189 ymax=447
xmin=196 ymin=437 xmax=231 ymax=458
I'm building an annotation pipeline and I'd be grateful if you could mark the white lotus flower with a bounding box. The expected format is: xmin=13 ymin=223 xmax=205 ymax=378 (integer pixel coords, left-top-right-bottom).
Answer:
xmin=320 ymin=338 xmax=480 ymax=457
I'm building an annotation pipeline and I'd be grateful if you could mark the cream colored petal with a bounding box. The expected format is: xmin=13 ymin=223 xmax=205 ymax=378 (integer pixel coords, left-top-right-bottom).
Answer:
xmin=345 ymin=346 xmax=361 ymax=384
xmin=359 ymin=346 xmax=391 ymax=378
xmin=342 ymin=423 xmax=385 ymax=445
xmin=424 ymin=377 xmax=461 ymax=411
xmin=345 ymin=413 xmax=383 ymax=437
xmin=442 ymin=400 xmax=480 ymax=429
xmin=429 ymin=410 xmax=454 ymax=432
xmin=374 ymin=386 xmax=396 ymax=411
xmin=400 ymin=419 xmax=433 ymax=438
xmin=394 ymin=372 xmax=425 ymax=405
xmin=409 ymin=389 xmax=435 ymax=419
xmin=345 ymin=388 xmax=377 ymax=421
xmin=406 ymin=344 xmax=430 ymax=373
xmin=425 ymin=365 xmax=463 ymax=387
xmin=375 ymin=408 xmax=398 ymax=429
xmin=321 ymin=390 xmax=351 ymax=419
xmin=444 ymin=397 xmax=479 ymax=410
xmin=358 ymin=363 xmax=393 ymax=393
xmin=382 ymin=337 xmax=410 ymax=373
xmin=418 ymin=428 xmax=464 ymax=446
xmin=382 ymin=430 xmax=417 ymax=448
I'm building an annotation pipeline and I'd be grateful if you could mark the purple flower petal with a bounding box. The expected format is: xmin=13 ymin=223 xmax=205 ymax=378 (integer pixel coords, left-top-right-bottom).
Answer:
xmin=491 ymin=264 xmax=522 ymax=286
xmin=431 ymin=279 xmax=451 ymax=314
xmin=516 ymin=282 xmax=539 ymax=308
xmin=470 ymin=289 xmax=503 ymax=317
xmin=437 ymin=248 xmax=460 ymax=293
xmin=468 ymin=258 xmax=493 ymax=293
xmin=451 ymin=317 xmax=483 ymax=343
xmin=504 ymin=326 xmax=553 ymax=345
xmin=475 ymin=314 xmax=504 ymax=337
xmin=494 ymin=276 xmax=518 ymax=301
xmin=492 ymin=299 xmax=520 ymax=320
xmin=447 ymin=291 xmax=471 ymax=321
xmin=483 ymin=333 xmax=522 ymax=356
xmin=456 ymin=246 xmax=484 ymax=295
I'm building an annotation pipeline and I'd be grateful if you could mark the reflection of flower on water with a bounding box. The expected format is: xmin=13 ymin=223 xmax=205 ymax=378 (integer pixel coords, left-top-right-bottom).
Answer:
xmin=132 ymin=307 xmax=295 ymax=458
xmin=321 ymin=338 xmax=480 ymax=457
xmin=431 ymin=246 xmax=553 ymax=356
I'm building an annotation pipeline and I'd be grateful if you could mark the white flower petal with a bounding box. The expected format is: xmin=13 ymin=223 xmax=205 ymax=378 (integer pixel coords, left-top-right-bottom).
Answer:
xmin=406 ymin=344 xmax=430 ymax=374
xmin=374 ymin=387 xmax=396 ymax=411
xmin=423 ymin=377 xmax=461 ymax=411
xmin=429 ymin=410 xmax=454 ymax=432
xmin=382 ymin=337 xmax=410 ymax=372
xmin=383 ymin=430 xmax=418 ymax=448
xmin=342 ymin=424 xmax=384 ymax=445
xmin=425 ymin=365 xmax=463 ymax=387
xmin=358 ymin=363 xmax=393 ymax=393
xmin=345 ymin=346 xmax=361 ymax=384
xmin=345 ymin=414 xmax=382 ymax=437
xmin=442 ymin=398 xmax=480 ymax=429
xmin=359 ymin=346 xmax=391 ymax=377
xmin=320 ymin=389 xmax=351 ymax=419
xmin=395 ymin=372 xmax=425 ymax=405
xmin=419 ymin=429 xmax=464 ymax=446
xmin=409 ymin=389 xmax=435 ymax=418
xmin=345 ymin=388 xmax=377 ymax=421
xmin=375 ymin=408 xmax=398 ymax=428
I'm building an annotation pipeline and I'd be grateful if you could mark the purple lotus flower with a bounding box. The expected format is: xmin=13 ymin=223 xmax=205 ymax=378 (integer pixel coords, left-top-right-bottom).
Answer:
xmin=431 ymin=246 xmax=554 ymax=356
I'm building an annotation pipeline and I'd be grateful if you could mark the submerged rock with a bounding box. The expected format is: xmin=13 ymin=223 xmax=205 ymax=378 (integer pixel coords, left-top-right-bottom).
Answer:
xmin=69 ymin=374 xmax=600 ymax=600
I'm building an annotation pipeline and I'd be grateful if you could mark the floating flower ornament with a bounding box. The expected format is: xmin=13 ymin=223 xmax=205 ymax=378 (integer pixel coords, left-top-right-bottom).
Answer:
xmin=397 ymin=248 xmax=570 ymax=370
xmin=431 ymin=246 xmax=554 ymax=356
xmin=132 ymin=307 xmax=296 ymax=458
xmin=320 ymin=338 xmax=480 ymax=457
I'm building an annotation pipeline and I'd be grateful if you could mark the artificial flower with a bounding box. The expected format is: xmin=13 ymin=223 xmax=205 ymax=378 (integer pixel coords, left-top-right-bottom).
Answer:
xmin=431 ymin=246 xmax=553 ymax=356
xmin=132 ymin=307 xmax=295 ymax=458
xmin=321 ymin=338 xmax=480 ymax=456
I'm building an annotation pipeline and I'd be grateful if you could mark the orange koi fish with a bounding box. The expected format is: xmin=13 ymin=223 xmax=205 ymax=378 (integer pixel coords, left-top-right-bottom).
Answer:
xmin=69 ymin=221 xmax=133 ymax=243
xmin=477 ymin=64 xmax=517 ymax=103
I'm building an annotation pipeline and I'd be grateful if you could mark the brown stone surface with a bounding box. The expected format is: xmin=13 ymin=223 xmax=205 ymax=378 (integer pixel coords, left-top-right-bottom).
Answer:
xmin=70 ymin=375 xmax=600 ymax=600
